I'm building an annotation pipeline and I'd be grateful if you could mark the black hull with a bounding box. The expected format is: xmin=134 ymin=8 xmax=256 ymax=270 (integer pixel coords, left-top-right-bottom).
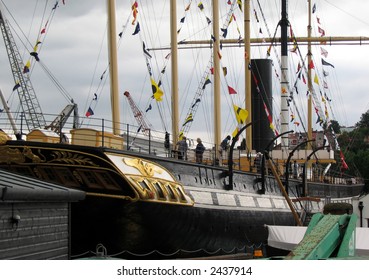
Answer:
xmin=71 ymin=196 xmax=295 ymax=259
xmin=0 ymin=140 xmax=364 ymax=259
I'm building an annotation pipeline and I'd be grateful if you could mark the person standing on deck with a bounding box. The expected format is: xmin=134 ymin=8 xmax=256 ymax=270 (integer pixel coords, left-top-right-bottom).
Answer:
xmin=195 ymin=138 xmax=205 ymax=163
xmin=293 ymin=160 xmax=299 ymax=179
xmin=219 ymin=135 xmax=231 ymax=164
xmin=220 ymin=135 xmax=231 ymax=151
xmin=176 ymin=136 xmax=188 ymax=160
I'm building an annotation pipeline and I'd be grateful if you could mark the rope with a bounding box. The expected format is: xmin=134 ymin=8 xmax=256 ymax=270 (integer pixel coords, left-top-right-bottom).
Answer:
xmin=70 ymin=243 xmax=266 ymax=259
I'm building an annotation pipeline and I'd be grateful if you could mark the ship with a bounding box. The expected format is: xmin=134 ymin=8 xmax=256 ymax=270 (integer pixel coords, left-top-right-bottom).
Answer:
xmin=0 ymin=0 xmax=366 ymax=259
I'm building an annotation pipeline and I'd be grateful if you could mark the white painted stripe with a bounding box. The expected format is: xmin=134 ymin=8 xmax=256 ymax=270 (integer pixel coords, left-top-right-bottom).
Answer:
xmin=273 ymin=198 xmax=287 ymax=209
xmin=257 ymin=197 xmax=272 ymax=208
xmin=238 ymin=195 xmax=256 ymax=207
xmin=217 ymin=193 xmax=237 ymax=206
xmin=190 ymin=191 xmax=213 ymax=205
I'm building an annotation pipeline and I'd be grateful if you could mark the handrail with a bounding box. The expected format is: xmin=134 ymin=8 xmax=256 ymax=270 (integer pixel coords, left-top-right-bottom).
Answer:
xmin=0 ymin=112 xmax=361 ymax=185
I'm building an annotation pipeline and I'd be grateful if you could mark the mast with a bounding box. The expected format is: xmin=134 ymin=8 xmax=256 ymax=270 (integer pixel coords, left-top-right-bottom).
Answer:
xmin=170 ymin=0 xmax=179 ymax=143
xmin=280 ymin=0 xmax=289 ymax=154
xmin=107 ymin=0 xmax=120 ymax=135
xmin=245 ymin=0 xmax=252 ymax=151
xmin=307 ymin=0 xmax=313 ymax=148
xmin=213 ymin=0 xmax=221 ymax=151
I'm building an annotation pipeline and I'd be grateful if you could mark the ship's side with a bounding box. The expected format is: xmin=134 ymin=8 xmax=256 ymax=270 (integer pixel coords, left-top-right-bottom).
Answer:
xmin=0 ymin=138 xmax=363 ymax=258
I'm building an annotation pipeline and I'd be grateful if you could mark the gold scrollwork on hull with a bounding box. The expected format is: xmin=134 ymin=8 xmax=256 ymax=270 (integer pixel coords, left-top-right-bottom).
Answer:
xmin=23 ymin=147 xmax=45 ymax=163
xmin=49 ymin=151 xmax=99 ymax=166
xmin=0 ymin=145 xmax=99 ymax=167
xmin=123 ymin=158 xmax=162 ymax=177
xmin=126 ymin=175 xmax=193 ymax=206
xmin=0 ymin=146 xmax=25 ymax=164
xmin=0 ymin=131 xmax=11 ymax=145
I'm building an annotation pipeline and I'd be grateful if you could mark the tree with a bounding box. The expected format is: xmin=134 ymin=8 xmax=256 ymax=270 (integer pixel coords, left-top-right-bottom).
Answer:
xmin=330 ymin=120 xmax=341 ymax=134
xmin=356 ymin=110 xmax=369 ymax=129
xmin=337 ymin=110 xmax=369 ymax=183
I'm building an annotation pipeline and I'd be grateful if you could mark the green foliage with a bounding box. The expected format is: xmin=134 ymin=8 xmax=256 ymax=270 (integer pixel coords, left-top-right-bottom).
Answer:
xmin=337 ymin=110 xmax=369 ymax=183
xmin=356 ymin=110 xmax=369 ymax=129
xmin=330 ymin=120 xmax=341 ymax=134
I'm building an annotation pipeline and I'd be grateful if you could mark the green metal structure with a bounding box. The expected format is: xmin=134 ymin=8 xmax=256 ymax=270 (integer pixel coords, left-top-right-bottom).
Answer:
xmin=285 ymin=213 xmax=357 ymax=260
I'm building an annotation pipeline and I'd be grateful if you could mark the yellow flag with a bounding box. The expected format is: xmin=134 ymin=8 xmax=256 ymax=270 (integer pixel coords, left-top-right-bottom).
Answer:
xmin=183 ymin=113 xmax=193 ymax=126
xmin=233 ymin=105 xmax=248 ymax=125
xmin=232 ymin=127 xmax=239 ymax=138
xmin=314 ymin=73 xmax=319 ymax=85
xmin=151 ymin=78 xmax=164 ymax=101
xmin=237 ymin=0 xmax=243 ymax=12
xmin=33 ymin=40 xmax=41 ymax=52
xmin=179 ymin=131 xmax=184 ymax=140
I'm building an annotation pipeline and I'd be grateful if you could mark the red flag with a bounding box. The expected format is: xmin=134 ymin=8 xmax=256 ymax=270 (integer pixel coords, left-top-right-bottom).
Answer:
xmin=228 ymin=86 xmax=237 ymax=94
xmin=85 ymin=107 xmax=94 ymax=117
xmin=41 ymin=20 xmax=49 ymax=34
xmin=318 ymin=26 xmax=325 ymax=37
xmin=131 ymin=1 xmax=138 ymax=25
xmin=308 ymin=60 xmax=315 ymax=69
xmin=263 ymin=102 xmax=278 ymax=135
xmin=340 ymin=151 xmax=349 ymax=170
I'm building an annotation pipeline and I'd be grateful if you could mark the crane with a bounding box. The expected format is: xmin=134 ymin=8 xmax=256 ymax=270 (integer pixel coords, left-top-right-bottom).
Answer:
xmin=123 ymin=91 xmax=152 ymax=136
xmin=0 ymin=6 xmax=46 ymax=130
xmin=0 ymin=6 xmax=79 ymax=138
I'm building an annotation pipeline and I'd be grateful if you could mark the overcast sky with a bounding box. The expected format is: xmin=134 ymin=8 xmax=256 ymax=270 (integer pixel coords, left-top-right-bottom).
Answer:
xmin=0 ymin=0 xmax=368 ymax=145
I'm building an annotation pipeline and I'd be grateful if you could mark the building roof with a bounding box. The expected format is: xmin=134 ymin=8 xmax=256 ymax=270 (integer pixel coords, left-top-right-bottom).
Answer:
xmin=0 ymin=169 xmax=85 ymax=202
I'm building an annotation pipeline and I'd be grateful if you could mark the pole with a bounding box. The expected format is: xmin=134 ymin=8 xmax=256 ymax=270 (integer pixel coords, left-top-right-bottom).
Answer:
xmin=265 ymin=153 xmax=303 ymax=226
xmin=245 ymin=0 xmax=252 ymax=152
xmin=213 ymin=0 xmax=221 ymax=155
xmin=0 ymin=88 xmax=21 ymax=139
xmin=307 ymin=0 xmax=313 ymax=150
xmin=280 ymin=0 xmax=290 ymax=155
xmin=107 ymin=0 xmax=120 ymax=135
xmin=170 ymin=0 xmax=179 ymax=144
